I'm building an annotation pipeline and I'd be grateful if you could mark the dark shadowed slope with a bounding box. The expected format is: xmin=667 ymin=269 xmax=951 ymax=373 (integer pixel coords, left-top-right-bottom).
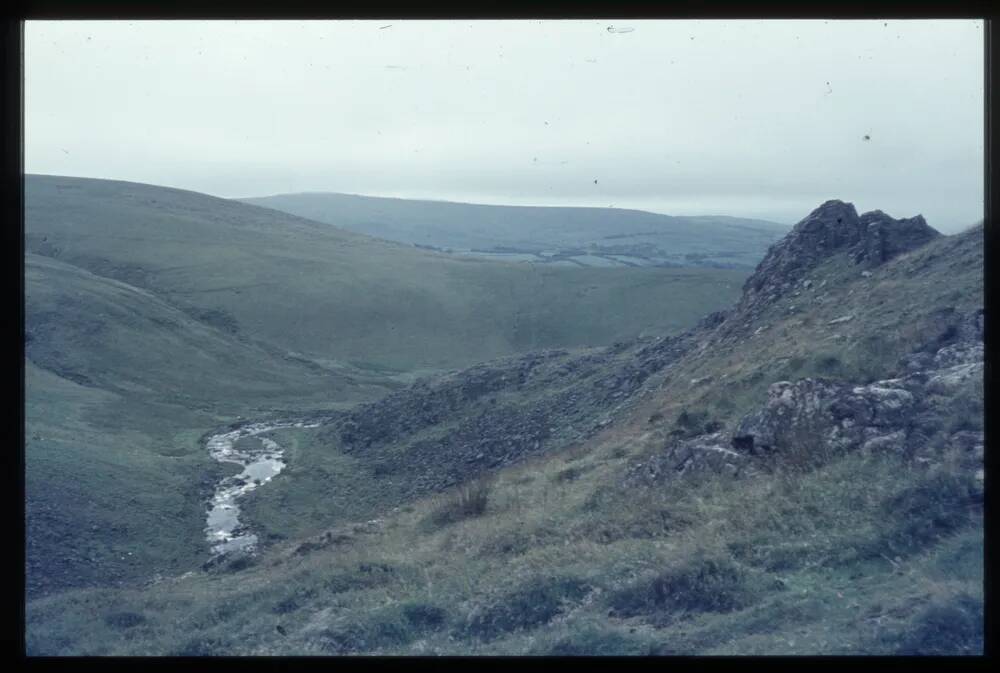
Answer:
xmin=239 ymin=191 xmax=789 ymax=269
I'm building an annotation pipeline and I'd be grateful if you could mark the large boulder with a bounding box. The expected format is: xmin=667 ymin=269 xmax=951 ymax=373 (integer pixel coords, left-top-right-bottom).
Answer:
xmin=729 ymin=377 xmax=917 ymax=458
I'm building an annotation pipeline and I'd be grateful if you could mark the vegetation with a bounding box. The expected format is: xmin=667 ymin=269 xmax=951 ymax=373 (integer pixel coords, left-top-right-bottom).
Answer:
xmin=241 ymin=191 xmax=788 ymax=268
xmin=23 ymin=179 xmax=982 ymax=655
xmin=24 ymin=175 xmax=744 ymax=600
xmin=426 ymin=476 xmax=496 ymax=528
xmin=25 ymin=444 xmax=983 ymax=655
xmin=26 ymin=175 xmax=746 ymax=374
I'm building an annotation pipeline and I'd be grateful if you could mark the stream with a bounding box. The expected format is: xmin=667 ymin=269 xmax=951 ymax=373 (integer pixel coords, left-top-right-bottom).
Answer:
xmin=204 ymin=418 xmax=321 ymax=557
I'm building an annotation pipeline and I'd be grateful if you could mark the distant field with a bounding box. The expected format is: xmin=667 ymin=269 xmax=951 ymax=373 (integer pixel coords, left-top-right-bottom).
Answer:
xmin=240 ymin=191 xmax=789 ymax=269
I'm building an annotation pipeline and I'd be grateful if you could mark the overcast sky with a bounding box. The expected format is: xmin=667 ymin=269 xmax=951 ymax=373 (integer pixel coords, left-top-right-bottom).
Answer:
xmin=26 ymin=19 xmax=983 ymax=230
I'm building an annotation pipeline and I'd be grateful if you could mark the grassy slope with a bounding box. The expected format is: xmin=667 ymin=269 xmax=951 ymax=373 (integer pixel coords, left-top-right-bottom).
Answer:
xmin=27 ymin=175 xmax=746 ymax=373
xmin=240 ymin=191 xmax=788 ymax=264
xmin=25 ymin=359 xmax=216 ymax=599
xmin=24 ymin=253 xmax=388 ymax=599
xmin=633 ymin=222 xmax=985 ymax=429
xmin=26 ymin=253 xmax=377 ymax=407
xmin=24 ymin=175 xmax=745 ymax=600
xmin=25 ymin=227 xmax=983 ymax=654
xmin=237 ymin=341 xmax=640 ymax=546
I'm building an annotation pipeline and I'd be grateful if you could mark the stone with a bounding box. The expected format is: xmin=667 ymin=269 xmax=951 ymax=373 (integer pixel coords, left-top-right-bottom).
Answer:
xmin=926 ymin=362 xmax=983 ymax=394
xmin=854 ymin=210 xmax=941 ymax=267
xmin=725 ymin=200 xmax=940 ymax=328
xmin=933 ymin=343 xmax=984 ymax=369
xmin=635 ymin=312 xmax=985 ymax=483
xmin=860 ymin=431 xmax=906 ymax=453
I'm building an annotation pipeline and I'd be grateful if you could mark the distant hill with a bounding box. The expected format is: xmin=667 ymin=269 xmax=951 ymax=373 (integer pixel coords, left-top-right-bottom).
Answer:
xmin=26 ymin=175 xmax=747 ymax=374
xmin=239 ymin=192 xmax=790 ymax=269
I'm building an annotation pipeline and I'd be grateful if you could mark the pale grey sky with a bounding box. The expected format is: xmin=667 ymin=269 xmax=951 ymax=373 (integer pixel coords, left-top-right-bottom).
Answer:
xmin=26 ymin=19 xmax=984 ymax=230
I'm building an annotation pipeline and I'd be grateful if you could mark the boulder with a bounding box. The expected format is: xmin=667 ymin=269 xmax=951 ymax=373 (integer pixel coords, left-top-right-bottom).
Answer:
xmin=636 ymin=310 xmax=982 ymax=485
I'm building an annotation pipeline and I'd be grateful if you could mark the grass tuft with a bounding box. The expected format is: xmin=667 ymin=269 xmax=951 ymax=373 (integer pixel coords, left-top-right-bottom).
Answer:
xmin=608 ymin=553 xmax=759 ymax=622
xmin=425 ymin=475 xmax=496 ymax=528
xmin=465 ymin=576 xmax=593 ymax=640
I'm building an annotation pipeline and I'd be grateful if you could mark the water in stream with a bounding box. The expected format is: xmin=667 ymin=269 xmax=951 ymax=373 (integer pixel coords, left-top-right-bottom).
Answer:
xmin=204 ymin=419 xmax=320 ymax=557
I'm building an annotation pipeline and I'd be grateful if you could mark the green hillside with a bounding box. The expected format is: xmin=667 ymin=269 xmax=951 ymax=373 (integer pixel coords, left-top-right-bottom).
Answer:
xmin=27 ymin=175 xmax=747 ymax=374
xmin=24 ymin=175 xmax=746 ymax=600
xmin=26 ymin=253 xmax=374 ymax=405
xmin=25 ymin=253 xmax=390 ymax=599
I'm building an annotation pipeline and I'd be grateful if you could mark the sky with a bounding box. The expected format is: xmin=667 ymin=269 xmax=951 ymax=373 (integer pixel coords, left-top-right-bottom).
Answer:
xmin=26 ymin=19 xmax=984 ymax=231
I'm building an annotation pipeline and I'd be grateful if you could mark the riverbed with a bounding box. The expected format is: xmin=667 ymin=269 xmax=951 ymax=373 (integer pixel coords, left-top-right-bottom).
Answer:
xmin=204 ymin=419 xmax=321 ymax=556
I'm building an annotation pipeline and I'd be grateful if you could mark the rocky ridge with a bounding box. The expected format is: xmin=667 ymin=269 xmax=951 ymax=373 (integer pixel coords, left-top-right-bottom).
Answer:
xmin=730 ymin=200 xmax=940 ymax=323
xmin=628 ymin=200 xmax=981 ymax=498
xmin=317 ymin=199 xmax=975 ymax=502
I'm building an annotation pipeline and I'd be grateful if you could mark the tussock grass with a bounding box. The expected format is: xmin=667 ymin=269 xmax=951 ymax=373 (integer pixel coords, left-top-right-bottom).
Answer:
xmin=317 ymin=600 xmax=449 ymax=654
xmin=26 ymin=442 xmax=982 ymax=655
xmin=885 ymin=591 xmax=983 ymax=655
xmin=463 ymin=576 xmax=593 ymax=641
xmin=608 ymin=553 xmax=762 ymax=625
xmin=424 ymin=475 xmax=497 ymax=529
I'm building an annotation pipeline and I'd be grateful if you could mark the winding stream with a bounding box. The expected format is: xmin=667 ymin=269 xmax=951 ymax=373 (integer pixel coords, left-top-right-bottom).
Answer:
xmin=204 ymin=419 xmax=321 ymax=556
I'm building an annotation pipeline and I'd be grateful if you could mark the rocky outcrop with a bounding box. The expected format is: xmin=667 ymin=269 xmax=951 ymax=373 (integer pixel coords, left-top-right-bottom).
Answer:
xmin=325 ymin=199 xmax=966 ymax=502
xmin=632 ymin=308 xmax=983 ymax=494
xmin=899 ymin=306 xmax=984 ymax=374
xmin=335 ymin=350 xmax=568 ymax=451
xmin=324 ymin=330 xmax=700 ymax=495
xmin=853 ymin=210 xmax=940 ymax=268
xmin=696 ymin=310 xmax=730 ymax=330
xmin=731 ymin=377 xmax=920 ymax=458
xmin=733 ymin=200 xmax=940 ymax=319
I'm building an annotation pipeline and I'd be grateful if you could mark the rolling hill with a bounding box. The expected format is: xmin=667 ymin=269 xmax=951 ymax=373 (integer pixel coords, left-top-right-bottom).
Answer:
xmin=27 ymin=175 xmax=748 ymax=374
xmin=24 ymin=174 xmax=749 ymax=600
xmin=239 ymin=191 xmax=789 ymax=269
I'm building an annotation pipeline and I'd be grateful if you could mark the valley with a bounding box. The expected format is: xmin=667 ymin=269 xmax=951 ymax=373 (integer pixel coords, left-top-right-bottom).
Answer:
xmin=23 ymin=181 xmax=984 ymax=656
xmin=24 ymin=174 xmax=749 ymax=601
xmin=20 ymin=16 xmax=985 ymax=659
